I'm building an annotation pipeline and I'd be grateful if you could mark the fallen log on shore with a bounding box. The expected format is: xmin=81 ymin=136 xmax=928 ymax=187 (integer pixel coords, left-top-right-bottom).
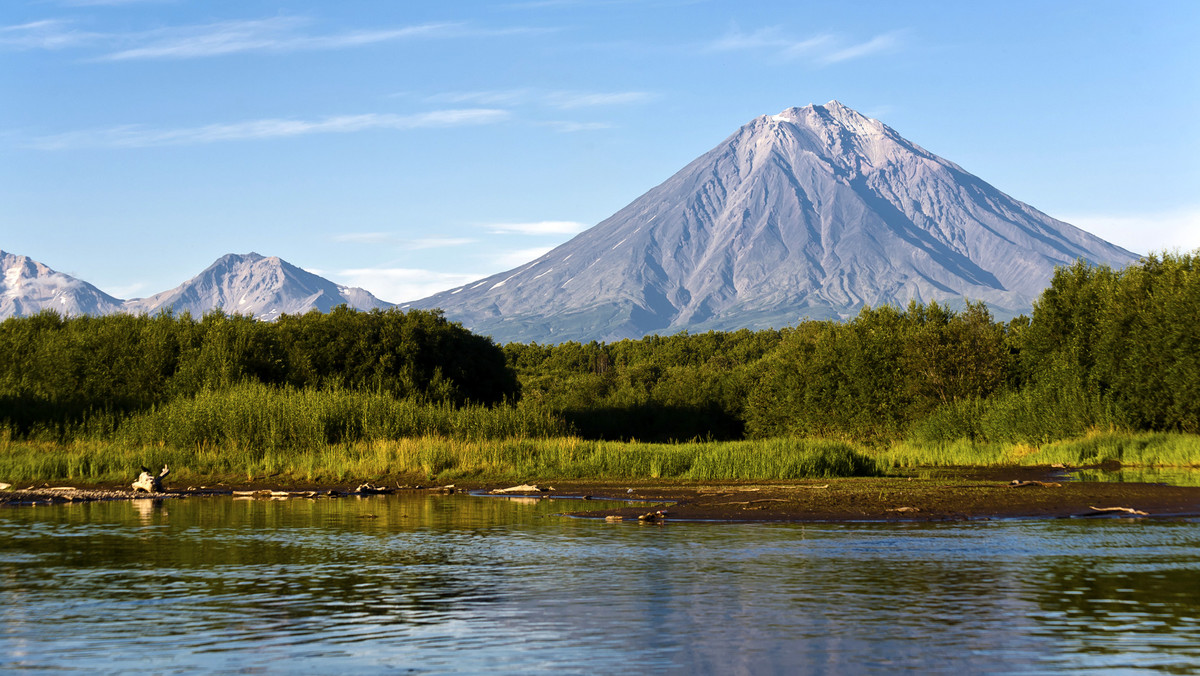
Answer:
xmin=132 ymin=465 xmax=170 ymax=493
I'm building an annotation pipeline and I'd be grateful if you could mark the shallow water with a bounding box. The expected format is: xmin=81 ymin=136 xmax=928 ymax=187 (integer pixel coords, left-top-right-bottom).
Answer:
xmin=1 ymin=494 xmax=1198 ymax=674
xmin=1072 ymin=467 xmax=1200 ymax=487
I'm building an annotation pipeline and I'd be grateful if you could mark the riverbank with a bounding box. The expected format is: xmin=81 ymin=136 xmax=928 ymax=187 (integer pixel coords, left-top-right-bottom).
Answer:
xmin=5 ymin=466 xmax=1199 ymax=521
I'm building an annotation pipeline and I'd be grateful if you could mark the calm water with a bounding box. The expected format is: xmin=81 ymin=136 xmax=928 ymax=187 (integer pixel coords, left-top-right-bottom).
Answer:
xmin=1 ymin=494 xmax=1198 ymax=674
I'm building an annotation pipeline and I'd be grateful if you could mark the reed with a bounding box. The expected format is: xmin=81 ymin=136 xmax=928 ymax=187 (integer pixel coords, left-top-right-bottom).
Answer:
xmin=876 ymin=439 xmax=1025 ymax=467
xmin=0 ymin=435 xmax=883 ymax=484
xmin=878 ymin=430 xmax=1200 ymax=468
xmin=1019 ymin=430 xmax=1200 ymax=467
xmin=112 ymin=381 xmax=571 ymax=451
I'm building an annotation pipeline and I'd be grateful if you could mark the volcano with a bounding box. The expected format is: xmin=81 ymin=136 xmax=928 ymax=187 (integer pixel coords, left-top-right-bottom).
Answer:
xmin=411 ymin=101 xmax=1137 ymax=343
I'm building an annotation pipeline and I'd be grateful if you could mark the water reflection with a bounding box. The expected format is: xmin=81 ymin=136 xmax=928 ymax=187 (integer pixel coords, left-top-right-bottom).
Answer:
xmin=1 ymin=495 xmax=1198 ymax=673
xmin=1071 ymin=467 xmax=1200 ymax=487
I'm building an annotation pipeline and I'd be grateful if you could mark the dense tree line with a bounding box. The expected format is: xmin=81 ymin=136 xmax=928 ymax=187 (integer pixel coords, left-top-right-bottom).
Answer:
xmin=507 ymin=251 xmax=1198 ymax=443
xmin=0 ymin=307 xmax=517 ymax=435
xmin=504 ymin=329 xmax=783 ymax=441
xmin=1 ymin=251 xmax=1196 ymax=446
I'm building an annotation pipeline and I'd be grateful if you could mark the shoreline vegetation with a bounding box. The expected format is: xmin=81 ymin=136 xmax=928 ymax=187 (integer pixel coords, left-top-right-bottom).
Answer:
xmin=2 ymin=252 xmax=1198 ymax=516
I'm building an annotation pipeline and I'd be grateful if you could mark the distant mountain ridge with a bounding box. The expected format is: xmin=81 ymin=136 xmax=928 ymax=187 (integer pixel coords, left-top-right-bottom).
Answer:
xmin=408 ymin=101 xmax=1138 ymax=343
xmin=1 ymin=250 xmax=125 ymax=318
xmin=125 ymin=253 xmax=392 ymax=321
xmin=0 ymin=251 xmax=392 ymax=321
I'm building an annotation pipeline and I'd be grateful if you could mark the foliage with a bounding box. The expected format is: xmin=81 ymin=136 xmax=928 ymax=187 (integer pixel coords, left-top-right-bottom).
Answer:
xmin=0 ymin=307 xmax=517 ymax=436
xmin=2 ymin=251 xmax=1198 ymax=477
xmin=0 ymin=434 xmax=882 ymax=484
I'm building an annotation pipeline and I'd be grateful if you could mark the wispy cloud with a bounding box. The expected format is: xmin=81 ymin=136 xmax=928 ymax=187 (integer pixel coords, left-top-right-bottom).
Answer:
xmin=425 ymin=88 xmax=655 ymax=110
xmin=709 ymin=26 xmax=903 ymax=65
xmin=0 ymin=19 xmax=103 ymax=49
xmin=101 ymin=18 xmax=456 ymax=61
xmin=2 ymin=15 xmax=544 ymax=60
xmin=60 ymin=0 xmax=173 ymax=6
xmin=492 ymin=247 xmax=555 ymax=269
xmin=332 ymin=233 xmax=395 ymax=245
xmin=542 ymin=120 xmax=613 ymax=132
xmin=411 ymin=237 xmax=478 ymax=249
xmin=545 ymin=91 xmax=655 ymax=109
xmin=485 ymin=220 xmax=589 ymax=235
xmin=333 ymin=233 xmax=478 ymax=249
xmin=822 ymin=33 xmax=900 ymax=64
xmin=426 ymin=89 xmax=533 ymax=106
xmin=31 ymin=109 xmax=508 ymax=149
xmin=335 ymin=268 xmax=483 ymax=303
xmin=1060 ymin=206 xmax=1200 ymax=255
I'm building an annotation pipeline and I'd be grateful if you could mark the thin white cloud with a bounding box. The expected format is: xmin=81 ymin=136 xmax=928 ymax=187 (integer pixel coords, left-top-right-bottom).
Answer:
xmin=1060 ymin=206 xmax=1200 ymax=256
xmin=545 ymin=91 xmax=656 ymax=109
xmin=710 ymin=27 xmax=831 ymax=56
xmin=333 ymin=233 xmax=477 ymax=249
xmin=543 ymin=120 xmax=614 ymax=132
xmin=333 ymin=233 xmax=394 ymax=244
xmin=60 ymin=0 xmax=172 ymax=6
xmin=100 ymin=281 xmax=149 ymax=298
xmin=2 ymin=15 xmax=544 ymax=59
xmin=820 ymin=33 xmax=901 ymax=64
xmin=335 ymin=268 xmax=483 ymax=303
xmin=425 ymin=89 xmax=533 ymax=106
xmin=425 ymin=88 xmax=654 ymax=110
xmin=101 ymin=19 xmax=455 ymax=61
xmin=30 ymin=109 xmax=509 ymax=149
xmin=485 ymin=220 xmax=589 ymax=235
xmin=0 ymin=19 xmax=103 ymax=49
xmin=709 ymin=26 xmax=903 ymax=65
xmin=411 ymin=237 xmax=477 ymax=249
xmin=493 ymin=247 xmax=555 ymax=269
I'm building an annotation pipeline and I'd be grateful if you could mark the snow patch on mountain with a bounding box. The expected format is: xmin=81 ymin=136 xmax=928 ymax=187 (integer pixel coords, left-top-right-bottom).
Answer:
xmin=0 ymin=251 xmax=393 ymax=321
xmin=0 ymin=250 xmax=124 ymax=318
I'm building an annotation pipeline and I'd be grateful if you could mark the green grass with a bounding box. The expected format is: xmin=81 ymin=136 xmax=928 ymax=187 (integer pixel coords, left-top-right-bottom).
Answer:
xmin=1019 ymin=430 xmax=1200 ymax=468
xmin=877 ymin=430 xmax=1200 ymax=468
xmin=2 ymin=382 xmax=1197 ymax=486
xmin=35 ymin=381 xmax=570 ymax=449
xmin=0 ymin=435 xmax=883 ymax=485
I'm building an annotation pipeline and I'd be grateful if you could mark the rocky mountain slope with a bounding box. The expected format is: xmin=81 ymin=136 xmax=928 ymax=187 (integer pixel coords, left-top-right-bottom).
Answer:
xmin=125 ymin=253 xmax=392 ymax=320
xmin=410 ymin=101 xmax=1138 ymax=344
xmin=0 ymin=251 xmax=392 ymax=321
xmin=1 ymin=250 xmax=124 ymax=318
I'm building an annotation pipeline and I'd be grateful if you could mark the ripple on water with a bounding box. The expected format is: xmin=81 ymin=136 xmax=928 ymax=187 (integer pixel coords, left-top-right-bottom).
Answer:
xmin=1 ymin=495 xmax=1198 ymax=674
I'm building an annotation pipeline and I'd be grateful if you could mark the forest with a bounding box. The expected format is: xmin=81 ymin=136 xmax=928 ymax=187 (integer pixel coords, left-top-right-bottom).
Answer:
xmin=0 ymin=251 xmax=1196 ymax=483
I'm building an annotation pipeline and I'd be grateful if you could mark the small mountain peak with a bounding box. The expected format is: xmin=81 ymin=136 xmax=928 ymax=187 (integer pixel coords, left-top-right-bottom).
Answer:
xmin=769 ymin=100 xmax=873 ymax=128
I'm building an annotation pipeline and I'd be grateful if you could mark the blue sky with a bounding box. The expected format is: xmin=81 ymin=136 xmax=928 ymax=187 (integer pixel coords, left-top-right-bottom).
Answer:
xmin=3 ymin=0 xmax=1198 ymax=302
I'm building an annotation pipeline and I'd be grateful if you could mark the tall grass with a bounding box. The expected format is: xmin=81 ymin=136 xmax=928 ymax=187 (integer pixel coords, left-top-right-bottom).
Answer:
xmin=879 ymin=430 xmax=1200 ymax=468
xmin=908 ymin=384 xmax=1128 ymax=446
xmin=0 ymin=435 xmax=883 ymax=484
xmin=110 ymin=382 xmax=571 ymax=451
xmin=1020 ymin=430 xmax=1200 ymax=468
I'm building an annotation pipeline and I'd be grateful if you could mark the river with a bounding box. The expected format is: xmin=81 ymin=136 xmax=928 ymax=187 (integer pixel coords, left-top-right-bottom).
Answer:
xmin=2 ymin=493 xmax=1198 ymax=674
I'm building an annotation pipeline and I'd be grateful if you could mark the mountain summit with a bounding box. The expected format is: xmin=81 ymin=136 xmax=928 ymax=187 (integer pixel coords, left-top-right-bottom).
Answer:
xmin=126 ymin=253 xmax=392 ymax=320
xmin=1 ymin=250 xmax=123 ymax=318
xmin=411 ymin=101 xmax=1137 ymax=343
xmin=0 ymin=251 xmax=392 ymax=321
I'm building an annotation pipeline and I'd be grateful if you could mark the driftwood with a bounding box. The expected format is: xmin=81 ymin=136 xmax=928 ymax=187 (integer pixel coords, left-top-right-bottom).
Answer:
xmin=132 ymin=465 xmax=169 ymax=493
xmin=886 ymin=506 xmax=920 ymax=513
xmin=1009 ymin=480 xmax=1062 ymax=488
xmin=724 ymin=498 xmax=789 ymax=505
xmin=354 ymin=483 xmax=394 ymax=495
xmin=1079 ymin=505 xmax=1149 ymax=517
xmin=490 ymin=484 xmax=548 ymax=494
